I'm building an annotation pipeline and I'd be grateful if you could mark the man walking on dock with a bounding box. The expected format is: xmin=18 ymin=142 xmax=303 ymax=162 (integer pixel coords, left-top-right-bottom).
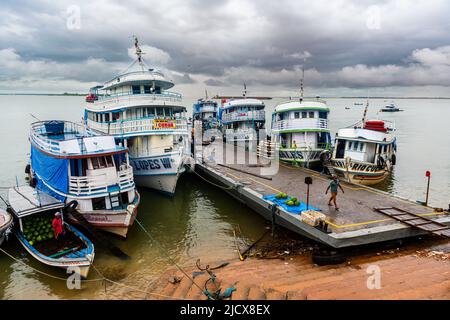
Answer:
xmin=326 ymin=175 xmax=345 ymax=210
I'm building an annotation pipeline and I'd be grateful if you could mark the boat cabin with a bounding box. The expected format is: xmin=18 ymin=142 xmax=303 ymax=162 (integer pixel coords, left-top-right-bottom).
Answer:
xmin=333 ymin=120 xmax=396 ymax=165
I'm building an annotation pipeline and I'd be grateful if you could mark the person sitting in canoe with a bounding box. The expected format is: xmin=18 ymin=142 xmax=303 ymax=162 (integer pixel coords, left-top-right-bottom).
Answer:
xmin=52 ymin=212 xmax=65 ymax=240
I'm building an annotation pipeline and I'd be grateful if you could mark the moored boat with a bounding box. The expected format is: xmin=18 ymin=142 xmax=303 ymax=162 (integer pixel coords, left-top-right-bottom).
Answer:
xmin=28 ymin=120 xmax=139 ymax=238
xmin=380 ymin=103 xmax=403 ymax=112
xmin=331 ymin=102 xmax=397 ymax=185
xmin=8 ymin=186 xmax=94 ymax=278
xmin=85 ymin=86 xmax=101 ymax=103
xmin=219 ymin=86 xmax=266 ymax=145
xmin=192 ymin=94 xmax=221 ymax=145
xmin=0 ymin=208 xmax=13 ymax=246
xmin=270 ymin=98 xmax=332 ymax=169
xmin=84 ymin=37 xmax=190 ymax=196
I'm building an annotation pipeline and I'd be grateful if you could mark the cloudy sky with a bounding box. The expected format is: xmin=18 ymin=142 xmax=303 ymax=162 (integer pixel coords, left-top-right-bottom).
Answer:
xmin=1 ymin=0 xmax=450 ymax=98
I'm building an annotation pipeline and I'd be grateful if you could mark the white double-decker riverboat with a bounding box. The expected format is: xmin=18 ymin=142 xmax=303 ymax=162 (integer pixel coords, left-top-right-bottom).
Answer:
xmin=270 ymin=98 xmax=332 ymax=168
xmin=220 ymin=99 xmax=266 ymax=144
xmin=28 ymin=120 xmax=139 ymax=238
xmin=84 ymin=38 xmax=190 ymax=195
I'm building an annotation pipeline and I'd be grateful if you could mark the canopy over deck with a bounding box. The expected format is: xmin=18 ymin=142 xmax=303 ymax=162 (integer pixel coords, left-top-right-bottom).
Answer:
xmin=8 ymin=186 xmax=65 ymax=218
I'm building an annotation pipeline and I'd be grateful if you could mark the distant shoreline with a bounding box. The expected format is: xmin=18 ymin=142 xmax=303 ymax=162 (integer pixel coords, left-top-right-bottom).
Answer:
xmin=1 ymin=93 xmax=450 ymax=99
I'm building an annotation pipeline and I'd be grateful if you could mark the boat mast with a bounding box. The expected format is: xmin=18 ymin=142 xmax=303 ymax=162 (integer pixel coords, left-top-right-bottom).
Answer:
xmin=243 ymin=82 xmax=247 ymax=97
xmin=133 ymin=35 xmax=145 ymax=71
xmin=362 ymin=96 xmax=369 ymax=125
xmin=300 ymin=60 xmax=305 ymax=102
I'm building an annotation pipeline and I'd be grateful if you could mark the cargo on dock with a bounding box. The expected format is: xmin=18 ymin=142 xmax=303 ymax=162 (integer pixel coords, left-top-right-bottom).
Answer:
xmin=194 ymin=142 xmax=450 ymax=248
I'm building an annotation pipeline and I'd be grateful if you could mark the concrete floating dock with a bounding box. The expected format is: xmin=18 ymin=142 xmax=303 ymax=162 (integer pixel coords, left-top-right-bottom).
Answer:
xmin=194 ymin=143 xmax=450 ymax=248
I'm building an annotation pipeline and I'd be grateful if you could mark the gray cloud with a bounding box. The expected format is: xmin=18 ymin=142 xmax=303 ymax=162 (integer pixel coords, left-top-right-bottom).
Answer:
xmin=0 ymin=0 xmax=450 ymax=95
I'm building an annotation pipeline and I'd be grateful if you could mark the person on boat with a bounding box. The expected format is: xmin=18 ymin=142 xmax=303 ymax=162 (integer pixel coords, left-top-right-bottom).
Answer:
xmin=326 ymin=175 xmax=345 ymax=210
xmin=292 ymin=140 xmax=297 ymax=149
xmin=52 ymin=212 xmax=65 ymax=240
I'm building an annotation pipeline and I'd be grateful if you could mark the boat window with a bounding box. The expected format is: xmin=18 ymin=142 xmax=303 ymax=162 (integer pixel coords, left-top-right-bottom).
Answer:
xmin=360 ymin=143 xmax=364 ymax=152
xmin=112 ymin=112 xmax=120 ymax=122
xmin=353 ymin=142 xmax=359 ymax=151
xmin=104 ymin=113 xmax=110 ymax=122
xmin=319 ymin=111 xmax=327 ymax=119
xmin=156 ymin=107 xmax=164 ymax=117
xmin=294 ymin=112 xmax=300 ymax=119
xmin=92 ymin=197 xmax=107 ymax=210
xmin=348 ymin=141 xmax=353 ymax=150
xmin=301 ymin=112 xmax=307 ymax=118
xmin=132 ymin=85 xmax=141 ymax=94
xmin=106 ymin=156 xmax=114 ymax=167
xmin=144 ymin=85 xmax=151 ymax=94
xmin=91 ymin=157 xmax=107 ymax=169
xmin=121 ymin=192 xmax=130 ymax=205
xmin=309 ymin=112 xmax=315 ymax=118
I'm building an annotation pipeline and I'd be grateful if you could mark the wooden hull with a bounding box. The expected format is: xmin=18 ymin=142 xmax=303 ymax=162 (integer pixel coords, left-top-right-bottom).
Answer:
xmin=15 ymin=224 xmax=95 ymax=279
xmin=334 ymin=168 xmax=389 ymax=186
xmin=68 ymin=191 xmax=140 ymax=238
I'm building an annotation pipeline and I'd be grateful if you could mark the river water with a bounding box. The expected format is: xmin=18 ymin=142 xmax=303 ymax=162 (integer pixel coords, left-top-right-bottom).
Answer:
xmin=0 ymin=95 xmax=448 ymax=299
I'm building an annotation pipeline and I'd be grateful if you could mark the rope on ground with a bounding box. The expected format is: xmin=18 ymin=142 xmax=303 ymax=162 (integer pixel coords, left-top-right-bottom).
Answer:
xmin=134 ymin=218 xmax=210 ymax=299
xmin=188 ymin=165 xmax=235 ymax=190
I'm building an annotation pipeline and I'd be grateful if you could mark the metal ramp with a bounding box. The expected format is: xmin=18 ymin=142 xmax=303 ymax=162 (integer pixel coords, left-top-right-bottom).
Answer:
xmin=374 ymin=207 xmax=450 ymax=238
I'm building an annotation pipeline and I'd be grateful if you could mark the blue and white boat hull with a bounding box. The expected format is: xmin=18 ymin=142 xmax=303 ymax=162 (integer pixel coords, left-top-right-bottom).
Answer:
xmin=130 ymin=152 xmax=186 ymax=195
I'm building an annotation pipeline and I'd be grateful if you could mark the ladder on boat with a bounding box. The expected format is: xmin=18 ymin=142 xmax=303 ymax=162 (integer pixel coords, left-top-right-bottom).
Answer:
xmin=374 ymin=207 xmax=450 ymax=238
xmin=323 ymin=160 xmax=336 ymax=176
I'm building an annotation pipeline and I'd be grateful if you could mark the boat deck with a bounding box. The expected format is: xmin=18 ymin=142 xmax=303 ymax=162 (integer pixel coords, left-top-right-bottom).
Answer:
xmin=195 ymin=143 xmax=450 ymax=248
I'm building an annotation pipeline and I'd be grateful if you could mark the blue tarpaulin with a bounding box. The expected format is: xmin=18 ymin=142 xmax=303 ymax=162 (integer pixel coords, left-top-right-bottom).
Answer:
xmin=31 ymin=145 xmax=68 ymax=202
xmin=44 ymin=121 xmax=65 ymax=135
xmin=262 ymin=195 xmax=321 ymax=215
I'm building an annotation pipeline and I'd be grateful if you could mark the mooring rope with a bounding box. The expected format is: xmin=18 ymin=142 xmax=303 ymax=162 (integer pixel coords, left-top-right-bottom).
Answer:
xmin=0 ymin=247 xmax=186 ymax=300
xmin=134 ymin=218 xmax=210 ymax=298
xmin=0 ymin=247 xmax=102 ymax=282
xmin=188 ymin=165 xmax=235 ymax=191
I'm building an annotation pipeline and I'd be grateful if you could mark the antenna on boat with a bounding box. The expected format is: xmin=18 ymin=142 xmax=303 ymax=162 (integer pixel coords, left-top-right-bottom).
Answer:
xmin=133 ymin=35 xmax=145 ymax=70
xmin=205 ymin=89 xmax=208 ymax=100
xmin=243 ymin=82 xmax=247 ymax=97
xmin=29 ymin=113 xmax=41 ymax=122
xmin=300 ymin=60 xmax=305 ymax=102
xmin=362 ymin=95 xmax=370 ymax=124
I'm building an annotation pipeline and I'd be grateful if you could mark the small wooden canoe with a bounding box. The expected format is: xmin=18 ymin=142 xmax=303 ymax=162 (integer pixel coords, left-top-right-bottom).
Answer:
xmin=8 ymin=186 xmax=95 ymax=278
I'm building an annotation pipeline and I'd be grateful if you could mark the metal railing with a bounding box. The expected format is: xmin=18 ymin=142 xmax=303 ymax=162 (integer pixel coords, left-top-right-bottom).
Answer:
xmin=87 ymin=118 xmax=188 ymax=136
xmin=68 ymin=165 xmax=135 ymax=196
xmin=96 ymin=91 xmax=182 ymax=103
xmin=221 ymin=110 xmax=265 ymax=123
xmin=30 ymin=121 xmax=102 ymax=155
xmin=272 ymin=118 xmax=328 ymax=131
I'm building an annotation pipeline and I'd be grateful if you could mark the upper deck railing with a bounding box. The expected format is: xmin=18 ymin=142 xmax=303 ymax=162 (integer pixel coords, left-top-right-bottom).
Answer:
xmin=68 ymin=164 xmax=135 ymax=197
xmin=87 ymin=117 xmax=189 ymax=136
xmin=221 ymin=110 xmax=265 ymax=123
xmin=30 ymin=121 xmax=124 ymax=156
xmin=272 ymin=118 xmax=329 ymax=132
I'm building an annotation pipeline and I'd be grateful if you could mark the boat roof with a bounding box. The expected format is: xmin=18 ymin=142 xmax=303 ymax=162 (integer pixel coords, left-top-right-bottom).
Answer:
xmin=102 ymin=69 xmax=175 ymax=91
xmin=30 ymin=120 xmax=127 ymax=158
xmin=223 ymin=98 xmax=265 ymax=109
xmin=8 ymin=186 xmax=64 ymax=218
xmin=274 ymin=100 xmax=329 ymax=113
xmin=336 ymin=128 xmax=396 ymax=143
